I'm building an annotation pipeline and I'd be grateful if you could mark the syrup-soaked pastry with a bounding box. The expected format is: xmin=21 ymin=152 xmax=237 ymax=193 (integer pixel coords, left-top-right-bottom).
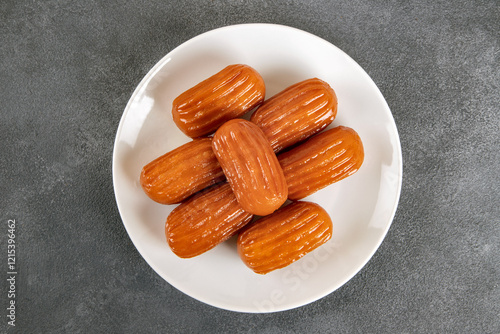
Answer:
xmin=237 ymin=201 xmax=333 ymax=274
xmin=166 ymin=182 xmax=253 ymax=258
xmin=140 ymin=138 xmax=224 ymax=204
xmin=250 ymin=78 xmax=337 ymax=153
xmin=172 ymin=64 xmax=265 ymax=138
xmin=212 ymin=119 xmax=288 ymax=216
xmin=278 ymin=126 xmax=364 ymax=200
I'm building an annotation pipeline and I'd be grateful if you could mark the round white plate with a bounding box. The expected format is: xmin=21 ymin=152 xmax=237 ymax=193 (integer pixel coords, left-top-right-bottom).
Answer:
xmin=112 ymin=23 xmax=402 ymax=313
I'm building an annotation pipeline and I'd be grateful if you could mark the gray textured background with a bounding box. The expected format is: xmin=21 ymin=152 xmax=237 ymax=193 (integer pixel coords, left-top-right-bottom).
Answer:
xmin=1 ymin=0 xmax=499 ymax=333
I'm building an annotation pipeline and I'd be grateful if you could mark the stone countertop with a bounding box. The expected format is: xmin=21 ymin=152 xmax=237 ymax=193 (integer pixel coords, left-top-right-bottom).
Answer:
xmin=1 ymin=1 xmax=498 ymax=333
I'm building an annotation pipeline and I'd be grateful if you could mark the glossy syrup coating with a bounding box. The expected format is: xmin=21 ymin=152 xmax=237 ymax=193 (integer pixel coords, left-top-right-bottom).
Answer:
xmin=172 ymin=64 xmax=266 ymax=138
xmin=237 ymin=201 xmax=333 ymax=274
xmin=278 ymin=126 xmax=364 ymax=200
xmin=166 ymin=182 xmax=253 ymax=258
xmin=250 ymin=78 xmax=337 ymax=153
xmin=140 ymin=138 xmax=225 ymax=204
xmin=212 ymin=119 xmax=288 ymax=216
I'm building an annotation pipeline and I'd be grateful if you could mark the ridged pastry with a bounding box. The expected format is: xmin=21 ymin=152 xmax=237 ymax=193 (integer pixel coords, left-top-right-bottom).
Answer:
xmin=172 ymin=64 xmax=265 ymax=138
xmin=250 ymin=78 xmax=337 ymax=152
xmin=166 ymin=182 xmax=253 ymax=258
xmin=140 ymin=138 xmax=225 ymax=204
xmin=212 ymin=119 xmax=288 ymax=216
xmin=238 ymin=201 xmax=333 ymax=274
xmin=278 ymin=126 xmax=364 ymax=200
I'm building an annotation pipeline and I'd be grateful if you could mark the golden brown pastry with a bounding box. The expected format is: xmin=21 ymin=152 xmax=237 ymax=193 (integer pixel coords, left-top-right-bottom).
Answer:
xmin=172 ymin=64 xmax=265 ymax=138
xmin=250 ymin=78 xmax=337 ymax=153
xmin=237 ymin=201 xmax=333 ymax=274
xmin=140 ymin=138 xmax=225 ymax=204
xmin=212 ymin=119 xmax=288 ymax=216
xmin=278 ymin=126 xmax=364 ymax=200
xmin=166 ymin=182 xmax=253 ymax=258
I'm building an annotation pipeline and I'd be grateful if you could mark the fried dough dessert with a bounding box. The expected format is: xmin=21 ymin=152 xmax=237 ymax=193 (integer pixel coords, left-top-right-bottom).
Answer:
xmin=212 ymin=119 xmax=288 ymax=216
xmin=238 ymin=201 xmax=333 ymax=274
xmin=250 ymin=78 xmax=337 ymax=153
xmin=172 ymin=64 xmax=265 ymax=138
xmin=278 ymin=126 xmax=364 ymax=200
xmin=166 ymin=182 xmax=253 ymax=258
xmin=140 ymin=138 xmax=224 ymax=204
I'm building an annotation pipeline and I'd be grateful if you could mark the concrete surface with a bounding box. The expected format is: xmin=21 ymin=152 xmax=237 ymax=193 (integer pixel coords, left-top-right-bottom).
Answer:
xmin=1 ymin=0 xmax=499 ymax=333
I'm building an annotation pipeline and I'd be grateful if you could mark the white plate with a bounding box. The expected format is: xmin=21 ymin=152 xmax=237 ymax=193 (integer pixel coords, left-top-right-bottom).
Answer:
xmin=112 ymin=23 xmax=402 ymax=313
